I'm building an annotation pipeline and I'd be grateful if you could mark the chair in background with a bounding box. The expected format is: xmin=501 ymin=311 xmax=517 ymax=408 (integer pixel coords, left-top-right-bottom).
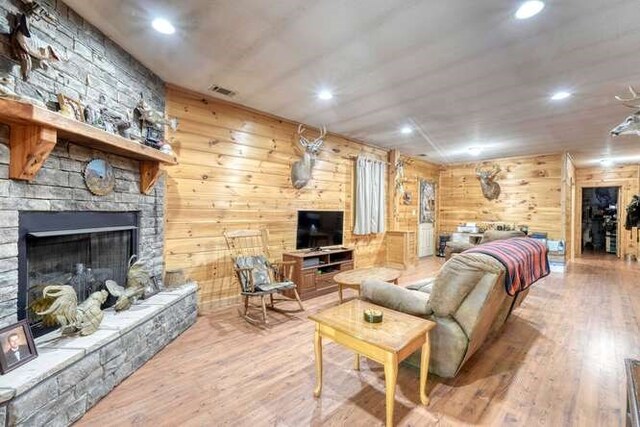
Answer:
xmin=224 ymin=229 xmax=304 ymax=324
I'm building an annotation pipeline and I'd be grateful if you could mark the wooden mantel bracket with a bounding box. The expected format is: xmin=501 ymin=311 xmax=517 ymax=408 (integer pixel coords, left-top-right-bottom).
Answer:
xmin=140 ymin=161 xmax=163 ymax=195
xmin=9 ymin=124 xmax=57 ymax=181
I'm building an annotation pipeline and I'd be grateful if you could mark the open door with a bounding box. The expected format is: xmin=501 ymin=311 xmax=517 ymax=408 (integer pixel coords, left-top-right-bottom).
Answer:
xmin=580 ymin=186 xmax=620 ymax=257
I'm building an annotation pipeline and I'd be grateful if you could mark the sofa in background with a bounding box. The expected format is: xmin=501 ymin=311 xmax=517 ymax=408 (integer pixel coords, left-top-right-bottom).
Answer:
xmin=445 ymin=230 xmax=525 ymax=260
xmin=361 ymin=252 xmax=528 ymax=378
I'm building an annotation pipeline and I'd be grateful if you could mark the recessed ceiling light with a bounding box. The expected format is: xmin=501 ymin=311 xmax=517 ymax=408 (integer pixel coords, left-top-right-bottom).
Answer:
xmin=317 ymin=90 xmax=333 ymax=100
xmin=152 ymin=18 xmax=175 ymax=35
xmin=515 ymin=1 xmax=545 ymax=20
xmin=400 ymin=126 xmax=413 ymax=135
xmin=551 ymin=91 xmax=572 ymax=101
xmin=600 ymin=159 xmax=614 ymax=167
xmin=469 ymin=147 xmax=482 ymax=156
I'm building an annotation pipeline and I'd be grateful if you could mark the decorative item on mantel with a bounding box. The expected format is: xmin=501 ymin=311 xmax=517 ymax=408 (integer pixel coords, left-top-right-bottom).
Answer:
xmin=9 ymin=7 xmax=68 ymax=81
xmin=36 ymin=285 xmax=108 ymax=336
xmin=57 ymin=93 xmax=85 ymax=122
xmin=134 ymin=93 xmax=178 ymax=153
xmin=0 ymin=75 xmax=45 ymax=106
xmin=84 ymin=94 xmax=133 ymax=139
xmin=84 ymin=158 xmax=115 ymax=196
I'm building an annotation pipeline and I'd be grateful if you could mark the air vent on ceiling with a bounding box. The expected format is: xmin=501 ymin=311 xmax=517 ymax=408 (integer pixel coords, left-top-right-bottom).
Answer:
xmin=208 ymin=84 xmax=237 ymax=98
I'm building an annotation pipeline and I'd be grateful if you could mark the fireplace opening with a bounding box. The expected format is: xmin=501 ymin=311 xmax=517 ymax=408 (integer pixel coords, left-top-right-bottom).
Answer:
xmin=18 ymin=212 xmax=139 ymax=337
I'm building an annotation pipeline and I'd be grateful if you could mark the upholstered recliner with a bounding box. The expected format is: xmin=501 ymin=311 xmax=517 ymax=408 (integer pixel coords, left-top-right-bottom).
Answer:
xmin=445 ymin=230 xmax=525 ymax=260
xmin=361 ymin=252 xmax=527 ymax=378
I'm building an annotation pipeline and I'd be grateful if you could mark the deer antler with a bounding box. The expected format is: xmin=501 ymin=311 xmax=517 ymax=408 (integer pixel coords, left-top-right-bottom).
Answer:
xmin=311 ymin=125 xmax=327 ymax=150
xmin=615 ymin=86 xmax=640 ymax=109
xmin=297 ymin=124 xmax=310 ymax=146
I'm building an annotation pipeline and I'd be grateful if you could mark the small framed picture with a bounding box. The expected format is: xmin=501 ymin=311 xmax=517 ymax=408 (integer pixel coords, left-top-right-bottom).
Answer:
xmin=0 ymin=320 xmax=38 ymax=375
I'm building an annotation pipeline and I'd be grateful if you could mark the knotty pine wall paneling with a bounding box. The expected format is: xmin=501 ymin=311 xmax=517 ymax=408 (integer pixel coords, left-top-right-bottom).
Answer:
xmin=574 ymin=164 xmax=640 ymax=259
xmin=438 ymin=154 xmax=564 ymax=240
xmin=164 ymin=86 xmax=388 ymax=309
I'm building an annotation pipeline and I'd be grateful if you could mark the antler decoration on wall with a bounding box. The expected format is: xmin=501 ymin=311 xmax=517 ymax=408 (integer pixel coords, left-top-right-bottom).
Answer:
xmin=291 ymin=124 xmax=326 ymax=189
xmin=611 ymin=86 xmax=640 ymax=137
xmin=475 ymin=164 xmax=501 ymax=200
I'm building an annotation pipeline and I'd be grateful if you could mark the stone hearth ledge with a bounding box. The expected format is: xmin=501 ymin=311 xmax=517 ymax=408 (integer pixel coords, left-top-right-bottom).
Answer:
xmin=0 ymin=283 xmax=198 ymax=427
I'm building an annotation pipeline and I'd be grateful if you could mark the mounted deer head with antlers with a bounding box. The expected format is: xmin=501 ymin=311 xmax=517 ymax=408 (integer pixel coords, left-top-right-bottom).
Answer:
xmin=611 ymin=86 xmax=640 ymax=137
xmin=291 ymin=124 xmax=327 ymax=189
xmin=476 ymin=164 xmax=501 ymax=200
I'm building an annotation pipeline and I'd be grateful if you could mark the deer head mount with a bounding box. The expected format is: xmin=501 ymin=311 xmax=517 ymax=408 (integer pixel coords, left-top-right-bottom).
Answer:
xmin=291 ymin=124 xmax=326 ymax=189
xmin=476 ymin=164 xmax=501 ymax=200
xmin=611 ymin=86 xmax=640 ymax=137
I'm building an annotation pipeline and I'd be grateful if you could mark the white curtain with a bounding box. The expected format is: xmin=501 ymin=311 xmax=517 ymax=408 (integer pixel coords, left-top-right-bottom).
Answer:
xmin=353 ymin=156 xmax=386 ymax=235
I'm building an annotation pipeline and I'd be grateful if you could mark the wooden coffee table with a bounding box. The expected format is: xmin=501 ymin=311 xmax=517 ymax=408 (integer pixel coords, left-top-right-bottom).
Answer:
xmin=309 ymin=299 xmax=436 ymax=427
xmin=334 ymin=266 xmax=402 ymax=303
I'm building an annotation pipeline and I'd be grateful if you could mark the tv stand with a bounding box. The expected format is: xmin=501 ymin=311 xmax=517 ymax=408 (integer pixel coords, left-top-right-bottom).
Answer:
xmin=283 ymin=247 xmax=354 ymax=300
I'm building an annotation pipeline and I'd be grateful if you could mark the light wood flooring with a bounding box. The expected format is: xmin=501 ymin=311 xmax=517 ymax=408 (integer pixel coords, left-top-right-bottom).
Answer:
xmin=77 ymin=255 xmax=640 ymax=426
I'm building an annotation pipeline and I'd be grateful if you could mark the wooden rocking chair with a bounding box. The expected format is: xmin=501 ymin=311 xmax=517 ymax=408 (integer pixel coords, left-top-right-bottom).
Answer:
xmin=224 ymin=229 xmax=304 ymax=324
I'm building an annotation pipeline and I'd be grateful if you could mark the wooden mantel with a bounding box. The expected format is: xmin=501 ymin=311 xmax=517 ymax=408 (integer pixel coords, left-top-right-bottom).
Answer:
xmin=0 ymin=98 xmax=178 ymax=194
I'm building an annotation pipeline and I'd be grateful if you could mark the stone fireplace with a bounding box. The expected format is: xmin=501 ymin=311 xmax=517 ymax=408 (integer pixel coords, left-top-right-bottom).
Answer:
xmin=0 ymin=140 xmax=167 ymax=329
xmin=19 ymin=211 xmax=139 ymax=336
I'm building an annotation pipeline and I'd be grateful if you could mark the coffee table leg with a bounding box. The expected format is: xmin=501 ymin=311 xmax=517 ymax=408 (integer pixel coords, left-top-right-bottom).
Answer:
xmin=354 ymin=353 xmax=360 ymax=371
xmin=313 ymin=326 xmax=323 ymax=397
xmin=384 ymin=353 xmax=398 ymax=427
xmin=420 ymin=334 xmax=431 ymax=405
xmin=338 ymin=284 xmax=343 ymax=304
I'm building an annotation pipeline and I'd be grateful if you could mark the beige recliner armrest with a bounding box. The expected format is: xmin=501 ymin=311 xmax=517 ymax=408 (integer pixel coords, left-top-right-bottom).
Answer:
xmin=361 ymin=279 xmax=433 ymax=317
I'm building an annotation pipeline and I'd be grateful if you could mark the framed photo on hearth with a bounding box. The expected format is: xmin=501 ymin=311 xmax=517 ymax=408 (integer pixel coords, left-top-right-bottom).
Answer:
xmin=0 ymin=320 xmax=38 ymax=375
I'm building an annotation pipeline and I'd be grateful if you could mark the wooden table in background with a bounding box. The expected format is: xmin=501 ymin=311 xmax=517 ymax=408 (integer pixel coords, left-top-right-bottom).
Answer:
xmin=309 ymin=300 xmax=436 ymax=427
xmin=333 ymin=266 xmax=402 ymax=303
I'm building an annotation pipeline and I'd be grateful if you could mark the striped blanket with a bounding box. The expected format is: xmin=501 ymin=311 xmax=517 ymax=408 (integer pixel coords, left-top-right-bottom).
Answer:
xmin=464 ymin=237 xmax=550 ymax=296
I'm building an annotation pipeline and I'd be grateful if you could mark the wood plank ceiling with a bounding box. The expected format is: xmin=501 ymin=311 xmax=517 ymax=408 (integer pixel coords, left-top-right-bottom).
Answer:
xmin=66 ymin=0 xmax=640 ymax=166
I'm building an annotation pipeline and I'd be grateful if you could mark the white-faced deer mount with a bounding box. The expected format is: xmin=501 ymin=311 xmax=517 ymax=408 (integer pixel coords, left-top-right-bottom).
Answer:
xmin=291 ymin=124 xmax=326 ymax=189
xmin=476 ymin=164 xmax=501 ymax=200
xmin=611 ymin=86 xmax=640 ymax=137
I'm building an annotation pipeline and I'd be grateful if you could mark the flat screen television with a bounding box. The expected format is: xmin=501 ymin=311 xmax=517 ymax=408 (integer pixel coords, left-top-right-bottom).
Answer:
xmin=296 ymin=210 xmax=344 ymax=250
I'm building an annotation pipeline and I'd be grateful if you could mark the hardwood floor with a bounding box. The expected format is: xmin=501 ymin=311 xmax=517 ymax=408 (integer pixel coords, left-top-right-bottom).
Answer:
xmin=77 ymin=256 xmax=640 ymax=426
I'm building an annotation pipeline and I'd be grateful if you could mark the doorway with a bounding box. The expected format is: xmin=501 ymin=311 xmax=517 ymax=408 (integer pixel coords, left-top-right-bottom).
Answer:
xmin=417 ymin=179 xmax=436 ymax=257
xmin=581 ymin=187 xmax=619 ymax=256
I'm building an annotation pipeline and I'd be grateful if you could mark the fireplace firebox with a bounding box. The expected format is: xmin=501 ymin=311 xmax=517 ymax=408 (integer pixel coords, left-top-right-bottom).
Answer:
xmin=18 ymin=212 xmax=139 ymax=336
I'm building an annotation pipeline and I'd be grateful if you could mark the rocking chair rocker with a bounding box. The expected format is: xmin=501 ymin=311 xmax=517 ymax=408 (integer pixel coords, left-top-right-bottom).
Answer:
xmin=224 ymin=229 xmax=304 ymax=324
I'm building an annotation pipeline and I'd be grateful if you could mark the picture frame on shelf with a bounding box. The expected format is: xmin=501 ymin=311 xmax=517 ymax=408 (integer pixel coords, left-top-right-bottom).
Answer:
xmin=0 ymin=320 xmax=38 ymax=375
